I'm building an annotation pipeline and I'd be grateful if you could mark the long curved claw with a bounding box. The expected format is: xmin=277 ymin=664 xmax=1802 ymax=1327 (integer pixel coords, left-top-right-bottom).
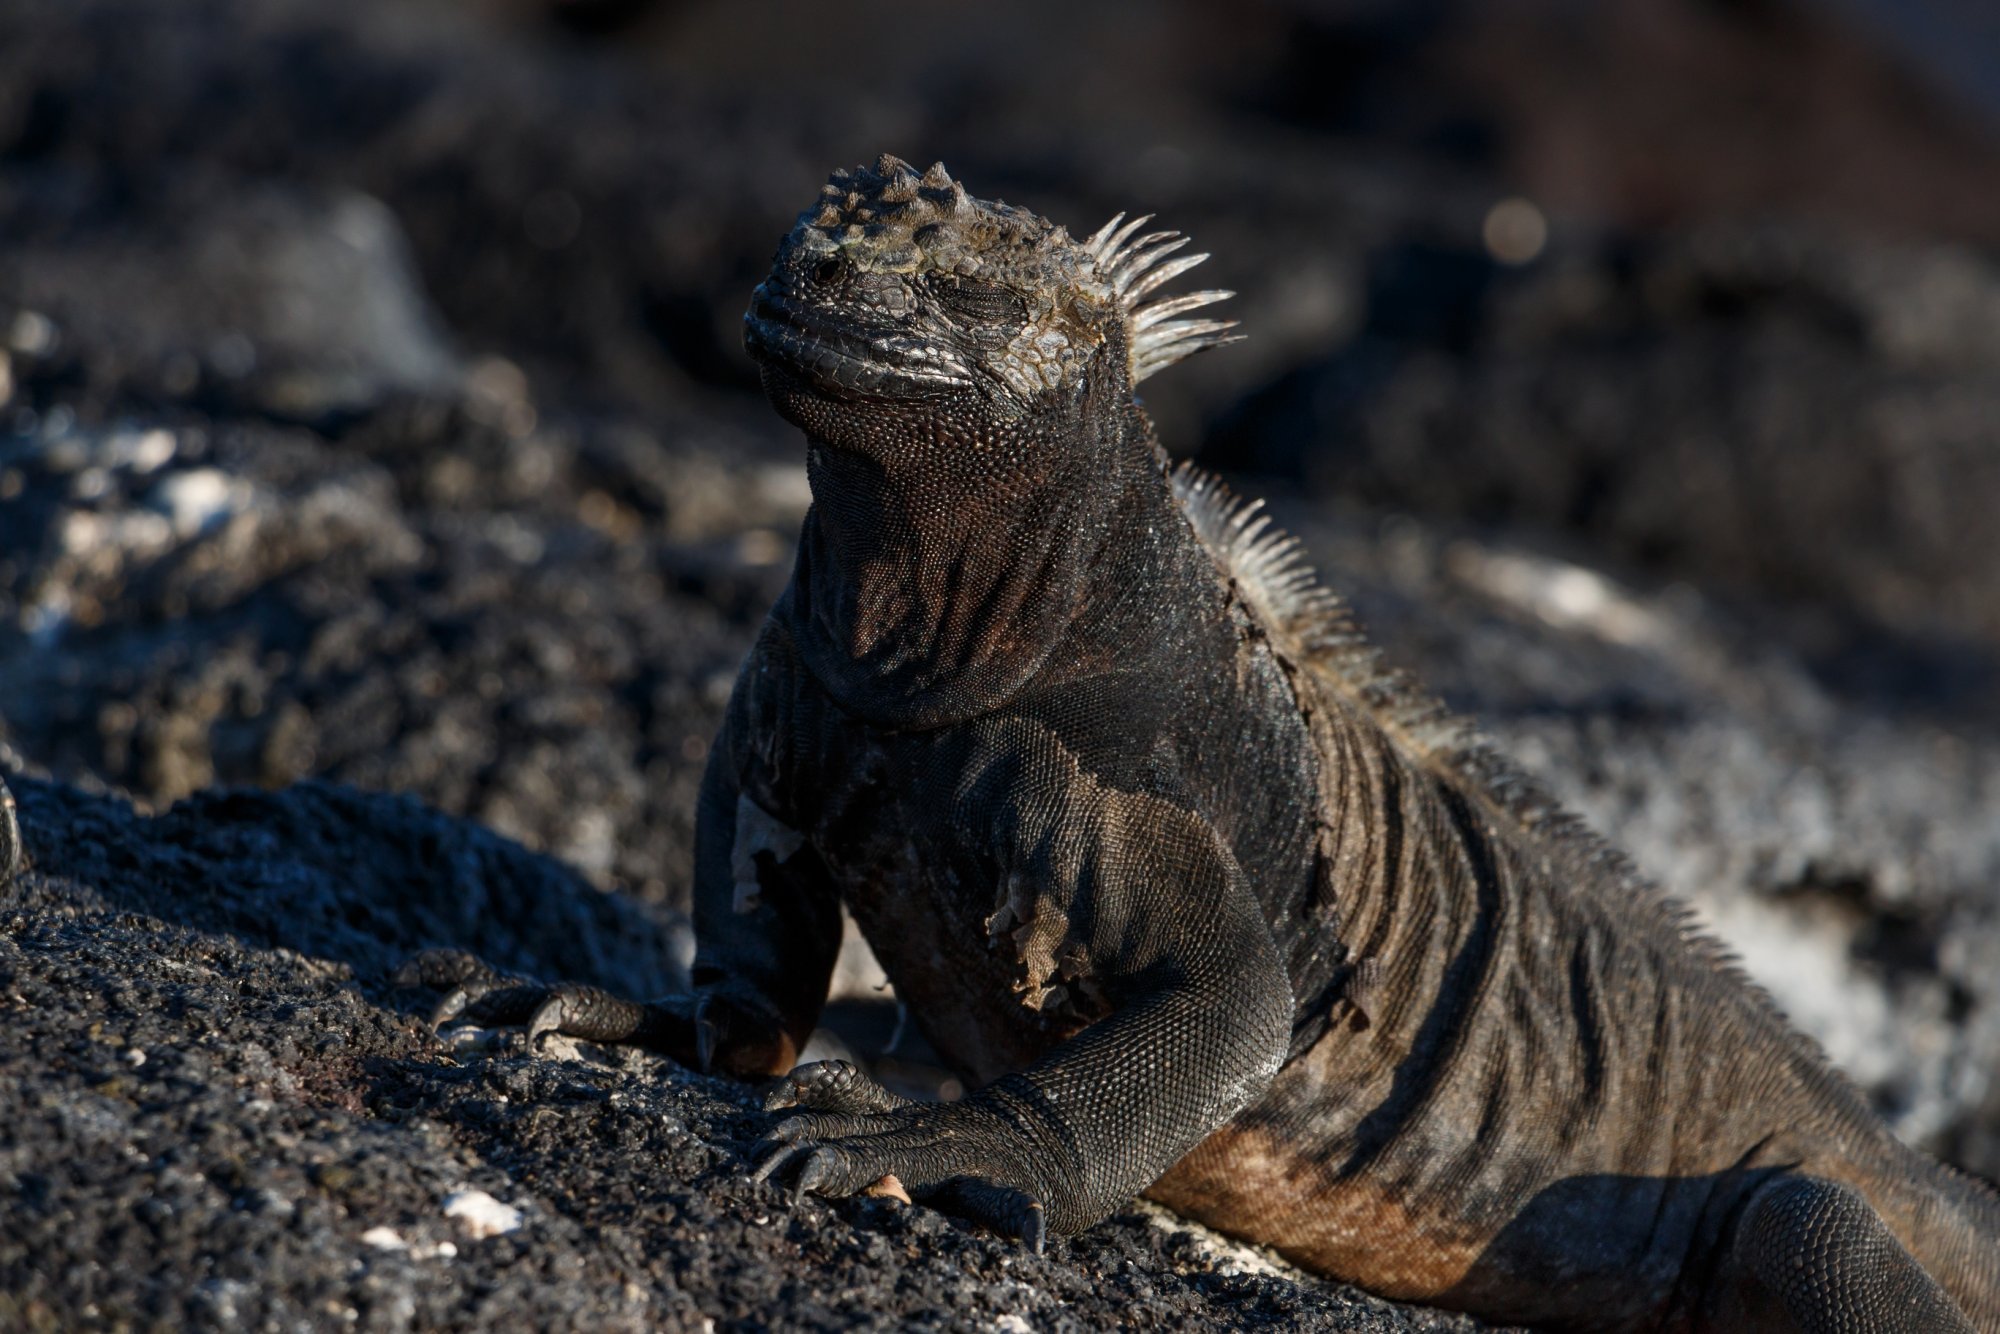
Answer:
xmin=526 ymin=993 xmax=568 ymax=1049
xmin=429 ymin=986 xmax=476 ymax=1031
xmin=693 ymin=997 xmax=719 ymax=1073
xmin=792 ymin=1147 xmax=842 ymax=1203
xmin=863 ymin=1174 xmax=912 ymax=1205
xmin=751 ymin=1140 xmax=811 ymax=1186
xmin=935 ymin=1179 xmax=1048 ymax=1253
xmin=1021 ymin=1200 xmax=1046 ymax=1255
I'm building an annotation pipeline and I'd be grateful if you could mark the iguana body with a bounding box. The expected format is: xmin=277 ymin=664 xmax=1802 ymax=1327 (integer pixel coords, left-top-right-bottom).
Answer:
xmin=416 ymin=158 xmax=2000 ymax=1331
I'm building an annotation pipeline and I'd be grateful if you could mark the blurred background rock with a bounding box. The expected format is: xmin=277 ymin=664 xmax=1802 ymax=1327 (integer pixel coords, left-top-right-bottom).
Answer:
xmin=2 ymin=0 xmax=1998 ymax=1263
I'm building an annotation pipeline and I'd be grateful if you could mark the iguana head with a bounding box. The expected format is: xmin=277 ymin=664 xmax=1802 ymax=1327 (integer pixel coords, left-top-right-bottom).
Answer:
xmin=743 ymin=157 xmax=1240 ymax=722
xmin=744 ymin=154 xmax=1237 ymax=453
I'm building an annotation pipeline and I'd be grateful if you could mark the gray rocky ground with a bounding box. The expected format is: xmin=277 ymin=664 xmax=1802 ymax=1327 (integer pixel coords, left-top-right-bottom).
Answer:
xmin=1 ymin=776 xmax=1496 ymax=1331
xmin=2 ymin=0 xmax=1998 ymax=1328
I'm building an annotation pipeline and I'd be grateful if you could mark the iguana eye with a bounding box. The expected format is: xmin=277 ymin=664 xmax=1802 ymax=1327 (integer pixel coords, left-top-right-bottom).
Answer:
xmin=936 ymin=276 xmax=1026 ymax=325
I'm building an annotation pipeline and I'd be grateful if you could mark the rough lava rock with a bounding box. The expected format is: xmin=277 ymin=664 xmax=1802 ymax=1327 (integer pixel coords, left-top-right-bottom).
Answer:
xmin=0 ymin=299 xmax=801 ymax=905
xmin=1210 ymin=223 xmax=2000 ymax=656
xmin=1 ymin=0 xmax=1998 ymax=1325
xmin=0 ymin=771 xmax=1500 ymax=1333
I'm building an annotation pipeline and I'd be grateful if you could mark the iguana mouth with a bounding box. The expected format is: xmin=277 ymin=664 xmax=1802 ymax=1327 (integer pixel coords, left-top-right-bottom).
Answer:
xmin=744 ymin=288 xmax=972 ymax=399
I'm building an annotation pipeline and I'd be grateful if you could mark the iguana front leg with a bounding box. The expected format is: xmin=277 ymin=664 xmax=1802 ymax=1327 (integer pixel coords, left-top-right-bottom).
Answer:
xmin=400 ymin=718 xmax=845 ymax=1078
xmin=752 ymin=802 xmax=1295 ymax=1245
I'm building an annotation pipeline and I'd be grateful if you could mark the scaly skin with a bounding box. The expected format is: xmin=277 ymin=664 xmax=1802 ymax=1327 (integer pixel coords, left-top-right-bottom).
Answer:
xmin=415 ymin=157 xmax=2000 ymax=1331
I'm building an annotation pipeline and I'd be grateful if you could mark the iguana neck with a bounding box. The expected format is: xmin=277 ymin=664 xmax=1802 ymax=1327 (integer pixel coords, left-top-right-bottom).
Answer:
xmin=783 ymin=397 xmax=1180 ymax=730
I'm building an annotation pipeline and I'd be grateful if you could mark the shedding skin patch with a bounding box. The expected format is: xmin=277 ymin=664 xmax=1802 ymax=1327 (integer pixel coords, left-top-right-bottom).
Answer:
xmin=731 ymin=794 xmax=806 ymax=914
xmin=965 ymin=713 xmax=1250 ymax=1029
xmin=984 ymin=872 xmax=1072 ymax=1011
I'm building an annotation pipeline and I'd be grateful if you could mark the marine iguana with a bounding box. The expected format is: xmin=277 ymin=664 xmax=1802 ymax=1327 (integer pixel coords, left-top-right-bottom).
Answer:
xmin=408 ymin=156 xmax=2000 ymax=1331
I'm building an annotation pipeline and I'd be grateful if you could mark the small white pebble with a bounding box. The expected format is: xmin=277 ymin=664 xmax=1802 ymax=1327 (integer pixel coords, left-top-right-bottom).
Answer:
xmin=360 ymin=1227 xmax=407 ymax=1252
xmin=431 ymin=1240 xmax=457 ymax=1259
xmin=122 ymin=1048 xmax=146 ymax=1067
xmin=994 ymin=1317 xmax=1034 ymax=1334
xmin=442 ymin=1188 xmax=522 ymax=1238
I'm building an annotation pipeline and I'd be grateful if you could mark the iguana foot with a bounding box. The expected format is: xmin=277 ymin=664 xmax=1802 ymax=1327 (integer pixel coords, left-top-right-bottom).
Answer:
xmin=394 ymin=948 xmax=541 ymax=1030
xmin=392 ymin=948 xmax=796 ymax=1075
xmin=395 ymin=947 xmax=658 ymax=1044
xmin=753 ymin=1070 xmax=1051 ymax=1252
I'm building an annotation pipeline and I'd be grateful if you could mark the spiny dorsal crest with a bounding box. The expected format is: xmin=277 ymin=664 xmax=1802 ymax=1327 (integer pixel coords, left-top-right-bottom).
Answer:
xmin=1172 ymin=463 xmax=1471 ymax=759
xmin=1082 ymin=211 xmax=1243 ymax=384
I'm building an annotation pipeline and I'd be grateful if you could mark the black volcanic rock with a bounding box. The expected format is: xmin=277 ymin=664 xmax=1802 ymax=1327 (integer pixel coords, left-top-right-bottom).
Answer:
xmin=0 ymin=772 xmax=1495 ymax=1332
xmin=0 ymin=0 xmax=1997 ymax=1325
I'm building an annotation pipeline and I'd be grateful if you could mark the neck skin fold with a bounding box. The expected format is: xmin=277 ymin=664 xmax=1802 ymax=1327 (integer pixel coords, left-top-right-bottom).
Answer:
xmin=782 ymin=395 xmax=1174 ymax=730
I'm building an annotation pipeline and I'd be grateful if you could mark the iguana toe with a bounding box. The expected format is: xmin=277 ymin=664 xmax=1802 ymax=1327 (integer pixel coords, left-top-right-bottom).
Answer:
xmin=750 ymin=1138 xmax=818 ymax=1188
xmin=394 ymin=948 xmax=800 ymax=1073
xmin=392 ymin=947 xmax=495 ymax=991
xmin=428 ymin=985 xmax=478 ymax=1031
xmin=764 ymin=1059 xmax=909 ymax=1115
xmin=791 ymin=1146 xmax=846 ymax=1202
xmin=394 ymin=949 xmax=545 ymax=1033
xmin=764 ymin=1108 xmax=902 ymax=1145
xmin=933 ymin=1180 xmax=1047 ymax=1254
xmin=692 ymin=999 xmax=720 ymax=1072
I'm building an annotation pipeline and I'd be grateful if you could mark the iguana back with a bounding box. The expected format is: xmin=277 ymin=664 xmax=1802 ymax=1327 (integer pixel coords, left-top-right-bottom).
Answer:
xmin=1159 ymin=465 xmax=2000 ymax=1328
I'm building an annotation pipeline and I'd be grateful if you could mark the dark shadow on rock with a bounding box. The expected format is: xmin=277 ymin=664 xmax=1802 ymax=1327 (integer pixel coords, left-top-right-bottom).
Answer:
xmin=4 ymin=772 xmax=689 ymax=998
